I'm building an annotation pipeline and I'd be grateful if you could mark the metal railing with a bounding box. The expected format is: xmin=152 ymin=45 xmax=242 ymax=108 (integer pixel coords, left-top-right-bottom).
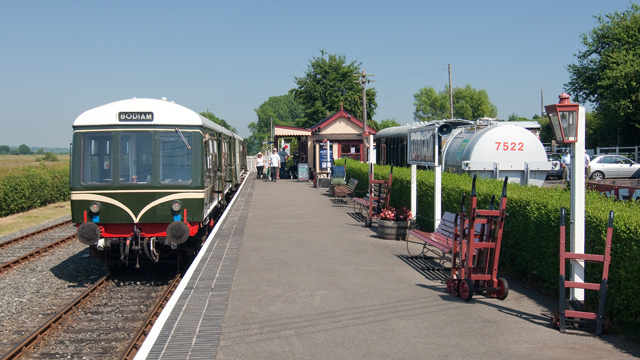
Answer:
xmin=543 ymin=144 xmax=640 ymax=162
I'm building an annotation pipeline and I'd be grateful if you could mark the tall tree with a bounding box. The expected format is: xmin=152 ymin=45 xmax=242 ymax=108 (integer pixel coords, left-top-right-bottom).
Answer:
xmin=413 ymin=84 xmax=497 ymax=121
xmin=290 ymin=50 xmax=377 ymax=128
xmin=246 ymin=94 xmax=304 ymax=154
xmin=250 ymin=94 xmax=303 ymax=135
xmin=565 ymin=3 xmax=640 ymax=145
xmin=17 ymin=144 xmax=31 ymax=155
xmin=378 ymin=118 xmax=401 ymax=130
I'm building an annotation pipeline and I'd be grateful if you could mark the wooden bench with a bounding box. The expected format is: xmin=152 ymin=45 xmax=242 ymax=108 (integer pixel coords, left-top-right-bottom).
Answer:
xmin=409 ymin=212 xmax=459 ymax=271
xmin=353 ymin=169 xmax=393 ymax=227
xmin=409 ymin=211 xmax=486 ymax=271
xmin=345 ymin=178 xmax=359 ymax=199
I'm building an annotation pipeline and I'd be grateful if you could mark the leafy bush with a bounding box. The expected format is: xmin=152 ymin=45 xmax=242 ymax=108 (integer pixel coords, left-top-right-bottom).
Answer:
xmin=331 ymin=177 xmax=346 ymax=185
xmin=336 ymin=158 xmax=640 ymax=328
xmin=0 ymin=164 xmax=70 ymax=216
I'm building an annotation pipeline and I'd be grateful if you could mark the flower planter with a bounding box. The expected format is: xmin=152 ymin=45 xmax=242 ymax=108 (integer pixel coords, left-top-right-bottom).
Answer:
xmin=331 ymin=184 xmax=349 ymax=197
xmin=377 ymin=219 xmax=410 ymax=240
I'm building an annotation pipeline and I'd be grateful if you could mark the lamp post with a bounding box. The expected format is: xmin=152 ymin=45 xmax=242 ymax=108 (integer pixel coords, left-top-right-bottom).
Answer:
xmin=362 ymin=131 xmax=372 ymax=188
xmin=545 ymin=93 xmax=586 ymax=302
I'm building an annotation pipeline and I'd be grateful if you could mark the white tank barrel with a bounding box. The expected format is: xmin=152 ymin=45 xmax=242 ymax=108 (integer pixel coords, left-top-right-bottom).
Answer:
xmin=443 ymin=125 xmax=551 ymax=186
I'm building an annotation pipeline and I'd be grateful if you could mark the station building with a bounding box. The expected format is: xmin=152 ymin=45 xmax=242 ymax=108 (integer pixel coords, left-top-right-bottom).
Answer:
xmin=273 ymin=104 xmax=377 ymax=180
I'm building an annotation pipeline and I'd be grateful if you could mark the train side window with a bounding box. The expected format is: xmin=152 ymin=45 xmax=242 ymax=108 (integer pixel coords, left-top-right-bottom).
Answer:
xmin=119 ymin=132 xmax=153 ymax=184
xmin=81 ymin=133 xmax=113 ymax=184
xmin=160 ymin=132 xmax=192 ymax=184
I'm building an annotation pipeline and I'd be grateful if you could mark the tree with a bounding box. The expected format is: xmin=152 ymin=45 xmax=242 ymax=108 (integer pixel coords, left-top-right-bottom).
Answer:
xmin=290 ymin=50 xmax=377 ymax=128
xmin=378 ymin=118 xmax=401 ymax=130
xmin=565 ymin=3 xmax=640 ymax=146
xmin=17 ymin=144 xmax=31 ymax=155
xmin=250 ymin=94 xmax=303 ymax=136
xmin=246 ymin=94 xmax=304 ymax=155
xmin=0 ymin=145 xmax=9 ymax=154
xmin=413 ymin=84 xmax=497 ymax=121
xmin=200 ymin=112 xmax=237 ymax=134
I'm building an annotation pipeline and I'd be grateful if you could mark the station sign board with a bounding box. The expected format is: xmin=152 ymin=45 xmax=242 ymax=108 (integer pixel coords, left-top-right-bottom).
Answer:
xmin=408 ymin=127 xmax=437 ymax=166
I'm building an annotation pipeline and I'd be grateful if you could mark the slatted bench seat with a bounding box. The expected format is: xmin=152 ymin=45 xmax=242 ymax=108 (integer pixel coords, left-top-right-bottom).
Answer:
xmin=345 ymin=178 xmax=358 ymax=199
xmin=409 ymin=212 xmax=459 ymax=271
xmin=409 ymin=211 xmax=486 ymax=271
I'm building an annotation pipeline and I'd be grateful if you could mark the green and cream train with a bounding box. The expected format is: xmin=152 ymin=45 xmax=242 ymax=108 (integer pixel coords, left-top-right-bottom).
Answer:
xmin=70 ymin=98 xmax=246 ymax=269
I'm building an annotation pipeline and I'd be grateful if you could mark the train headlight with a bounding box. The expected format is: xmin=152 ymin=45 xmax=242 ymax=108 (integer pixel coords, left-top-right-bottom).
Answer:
xmin=89 ymin=202 xmax=101 ymax=214
xmin=171 ymin=201 xmax=182 ymax=213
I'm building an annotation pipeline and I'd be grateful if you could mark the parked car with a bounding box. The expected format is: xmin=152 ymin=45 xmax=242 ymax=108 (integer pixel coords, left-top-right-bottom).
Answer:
xmin=546 ymin=152 xmax=564 ymax=179
xmin=589 ymin=155 xmax=640 ymax=180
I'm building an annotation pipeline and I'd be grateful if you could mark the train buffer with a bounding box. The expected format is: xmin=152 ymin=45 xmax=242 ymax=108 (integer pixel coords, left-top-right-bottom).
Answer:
xmin=353 ymin=167 xmax=393 ymax=227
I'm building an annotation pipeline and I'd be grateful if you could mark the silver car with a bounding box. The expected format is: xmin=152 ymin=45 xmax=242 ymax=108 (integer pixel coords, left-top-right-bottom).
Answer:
xmin=589 ymin=155 xmax=640 ymax=180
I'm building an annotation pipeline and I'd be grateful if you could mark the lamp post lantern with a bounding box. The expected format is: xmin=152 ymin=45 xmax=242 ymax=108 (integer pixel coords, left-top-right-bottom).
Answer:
xmin=545 ymin=93 xmax=586 ymax=302
xmin=544 ymin=93 xmax=580 ymax=144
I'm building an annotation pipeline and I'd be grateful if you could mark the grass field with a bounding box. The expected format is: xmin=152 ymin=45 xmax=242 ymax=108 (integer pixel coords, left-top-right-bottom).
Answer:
xmin=0 ymin=154 xmax=70 ymax=177
xmin=0 ymin=201 xmax=71 ymax=237
xmin=0 ymin=155 xmax=71 ymax=230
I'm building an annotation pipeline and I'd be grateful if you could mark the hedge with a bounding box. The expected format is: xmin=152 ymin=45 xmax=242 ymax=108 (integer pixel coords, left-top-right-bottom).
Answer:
xmin=336 ymin=159 xmax=640 ymax=328
xmin=0 ymin=164 xmax=70 ymax=216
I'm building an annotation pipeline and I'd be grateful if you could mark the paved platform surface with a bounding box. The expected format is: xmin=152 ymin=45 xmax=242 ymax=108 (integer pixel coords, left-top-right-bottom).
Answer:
xmin=142 ymin=175 xmax=640 ymax=360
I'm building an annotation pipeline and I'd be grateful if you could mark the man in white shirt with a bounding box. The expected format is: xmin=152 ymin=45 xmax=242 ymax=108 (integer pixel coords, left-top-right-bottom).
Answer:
xmin=268 ymin=148 xmax=281 ymax=182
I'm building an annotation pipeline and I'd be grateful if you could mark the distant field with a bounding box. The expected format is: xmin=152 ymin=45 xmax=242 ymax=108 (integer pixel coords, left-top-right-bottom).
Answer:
xmin=0 ymin=154 xmax=70 ymax=177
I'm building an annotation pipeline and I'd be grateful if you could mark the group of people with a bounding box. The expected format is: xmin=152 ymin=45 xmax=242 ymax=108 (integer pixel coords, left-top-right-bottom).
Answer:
xmin=255 ymin=147 xmax=287 ymax=182
xmin=561 ymin=150 xmax=591 ymax=182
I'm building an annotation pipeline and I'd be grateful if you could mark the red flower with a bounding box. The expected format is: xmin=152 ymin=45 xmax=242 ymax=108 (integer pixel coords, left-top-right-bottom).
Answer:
xmin=379 ymin=206 xmax=412 ymax=221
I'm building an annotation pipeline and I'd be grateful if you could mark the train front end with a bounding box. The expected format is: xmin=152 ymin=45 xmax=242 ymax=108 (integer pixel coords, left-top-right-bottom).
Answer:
xmin=70 ymin=98 xmax=211 ymax=270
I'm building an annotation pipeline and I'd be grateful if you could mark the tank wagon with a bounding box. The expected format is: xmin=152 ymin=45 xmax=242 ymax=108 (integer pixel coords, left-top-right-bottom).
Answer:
xmin=70 ymin=98 xmax=247 ymax=270
xmin=375 ymin=120 xmax=551 ymax=186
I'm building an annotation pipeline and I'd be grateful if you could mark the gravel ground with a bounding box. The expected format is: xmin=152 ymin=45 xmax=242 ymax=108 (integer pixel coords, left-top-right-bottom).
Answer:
xmin=0 ymin=216 xmax=108 ymax=356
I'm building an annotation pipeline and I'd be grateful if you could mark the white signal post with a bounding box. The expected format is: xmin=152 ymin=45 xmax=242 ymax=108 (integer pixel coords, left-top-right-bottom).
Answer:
xmin=545 ymin=93 xmax=586 ymax=302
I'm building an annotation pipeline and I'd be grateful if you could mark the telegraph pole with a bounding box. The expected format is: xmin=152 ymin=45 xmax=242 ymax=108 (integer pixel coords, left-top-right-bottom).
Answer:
xmin=354 ymin=70 xmax=374 ymax=158
xmin=448 ymin=64 xmax=454 ymax=119
xmin=354 ymin=70 xmax=375 ymax=133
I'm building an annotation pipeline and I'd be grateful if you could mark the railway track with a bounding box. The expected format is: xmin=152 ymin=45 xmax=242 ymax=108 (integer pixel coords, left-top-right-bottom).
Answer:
xmin=2 ymin=272 xmax=181 ymax=360
xmin=0 ymin=219 xmax=76 ymax=275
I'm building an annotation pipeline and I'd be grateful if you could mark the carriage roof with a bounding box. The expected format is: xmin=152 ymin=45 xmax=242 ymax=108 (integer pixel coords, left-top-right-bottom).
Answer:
xmin=73 ymin=98 xmax=237 ymax=138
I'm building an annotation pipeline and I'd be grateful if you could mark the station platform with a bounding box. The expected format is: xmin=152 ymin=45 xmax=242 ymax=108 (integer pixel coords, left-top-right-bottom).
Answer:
xmin=135 ymin=175 xmax=640 ymax=360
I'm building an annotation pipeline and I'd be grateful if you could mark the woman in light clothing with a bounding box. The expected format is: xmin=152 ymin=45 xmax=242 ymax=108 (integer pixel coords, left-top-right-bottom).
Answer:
xmin=255 ymin=153 xmax=265 ymax=179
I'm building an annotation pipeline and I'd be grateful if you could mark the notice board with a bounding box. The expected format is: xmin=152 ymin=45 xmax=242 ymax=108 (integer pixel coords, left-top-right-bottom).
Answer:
xmin=298 ymin=163 xmax=309 ymax=181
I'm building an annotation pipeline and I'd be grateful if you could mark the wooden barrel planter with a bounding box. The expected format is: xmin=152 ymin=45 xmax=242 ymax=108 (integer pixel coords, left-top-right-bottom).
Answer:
xmin=377 ymin=219 xmax=410 ymax=240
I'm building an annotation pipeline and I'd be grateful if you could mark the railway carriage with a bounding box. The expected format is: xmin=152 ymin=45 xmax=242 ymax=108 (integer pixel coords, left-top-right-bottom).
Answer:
xmin=70 ymin=98 xmax=246 ymax=269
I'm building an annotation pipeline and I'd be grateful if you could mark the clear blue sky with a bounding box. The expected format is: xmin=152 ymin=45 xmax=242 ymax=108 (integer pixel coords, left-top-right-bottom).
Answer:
xmin=0 ymin=1 xmax=634 ymax=148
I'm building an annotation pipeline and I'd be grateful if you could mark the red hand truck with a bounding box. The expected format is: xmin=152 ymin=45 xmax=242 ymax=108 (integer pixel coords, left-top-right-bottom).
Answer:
xmin=552 ymin=207 xmax=613 ymax=335
xmin=447 ymin=175 xmax=510 ymax=301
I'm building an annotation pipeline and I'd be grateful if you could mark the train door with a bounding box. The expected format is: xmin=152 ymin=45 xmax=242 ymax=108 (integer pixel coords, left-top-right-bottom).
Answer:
xmin=203 ymin=134 xmax=213 ymax=212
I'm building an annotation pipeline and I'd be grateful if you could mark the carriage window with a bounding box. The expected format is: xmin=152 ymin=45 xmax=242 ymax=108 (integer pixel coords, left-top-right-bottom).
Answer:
xmin=120 ymin=132 xmax=153 ymax=184
xmin=81 ymin=133 xmax=113 ymax=184
xmin=160 ymin=132 xmax=192 ymax=184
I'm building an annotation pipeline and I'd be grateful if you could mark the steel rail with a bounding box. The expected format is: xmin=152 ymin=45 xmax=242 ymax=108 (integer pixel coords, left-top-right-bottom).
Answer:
xmin=0 ymin=219 xmax=73 ymax=251
xmin=1 ymin=274 xmax=110 ymax=360
xmin=0 ymin=233 xmax=77 ymax=275
xmin=119 ymin=274 xmax=183 ymax=360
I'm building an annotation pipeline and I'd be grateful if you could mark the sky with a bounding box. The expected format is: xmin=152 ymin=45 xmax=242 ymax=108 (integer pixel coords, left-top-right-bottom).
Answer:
xmin=0 ymin=0 xmax=635 ymax=148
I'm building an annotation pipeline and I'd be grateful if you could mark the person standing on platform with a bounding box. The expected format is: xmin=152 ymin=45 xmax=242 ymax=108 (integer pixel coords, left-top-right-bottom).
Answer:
xmin=562 ymin=150 xmax=571 ymax=182
xmin=585 ymin=152 xmax=591 ymax=179
xmin=268 ymin=148 xmax=280 ymax=182
xmin=278 ymin=146 xmax=288 ymax=179
xmin=255 ymin=153 xmax=265 ymax=179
